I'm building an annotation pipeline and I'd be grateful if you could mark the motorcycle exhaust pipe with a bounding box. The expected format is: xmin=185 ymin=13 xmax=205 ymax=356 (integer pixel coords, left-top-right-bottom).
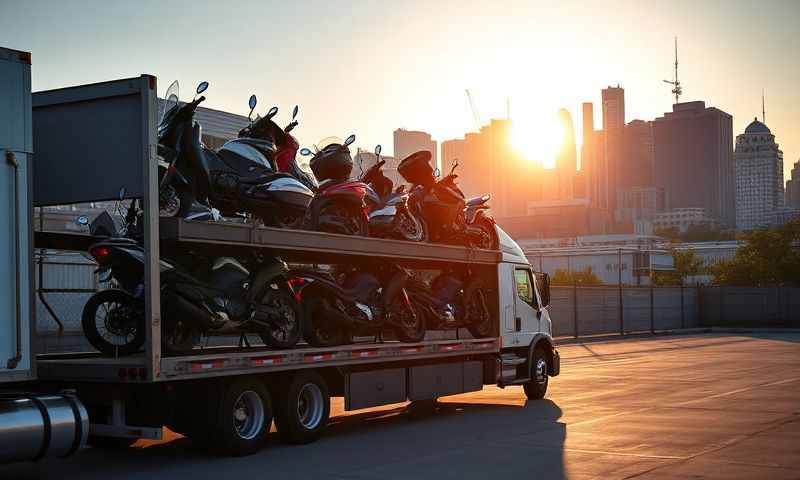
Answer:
xmin=167 ymin=294 xmax=215 ymax=330
xmin=0 ymin=393 xmax=89 ymax=464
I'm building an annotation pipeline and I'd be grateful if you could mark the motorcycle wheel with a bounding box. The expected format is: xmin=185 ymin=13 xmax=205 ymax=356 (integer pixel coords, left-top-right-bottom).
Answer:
xmin=319 ymin=204 xmax=368 ymax=236
xmin=471 ymin=217 xmax=499 ymax=250
xmin=302 ymin=298 xmax=348 ymax=347
xmin=81 ymin=289 xmax=145 ymax=356
xmin=256 ymin=287 xmax=301 ymax=349
xmin=465 ymin=287 xmax=493 ymax=339
xmin=389 ymin=295 xmax=425 ymax=343
xmin=396 ymin=211 xmax=425 ymax=242
xmin=163 ymin=319 xmax=200 ymax=355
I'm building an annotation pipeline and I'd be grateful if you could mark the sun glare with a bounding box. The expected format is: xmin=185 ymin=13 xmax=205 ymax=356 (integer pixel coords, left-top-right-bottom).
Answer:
xmin=511 ymin=115 xmax=566 ymax=169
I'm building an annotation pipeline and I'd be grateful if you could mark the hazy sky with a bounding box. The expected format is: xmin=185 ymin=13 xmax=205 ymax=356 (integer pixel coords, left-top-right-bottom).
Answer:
xmin=2 ymin=0 xmax=798 ymax=176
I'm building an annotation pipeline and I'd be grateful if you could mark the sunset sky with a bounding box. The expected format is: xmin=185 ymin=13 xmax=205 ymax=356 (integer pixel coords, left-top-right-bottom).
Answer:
xmin=2 ymin=0 xmax=798 ymax=176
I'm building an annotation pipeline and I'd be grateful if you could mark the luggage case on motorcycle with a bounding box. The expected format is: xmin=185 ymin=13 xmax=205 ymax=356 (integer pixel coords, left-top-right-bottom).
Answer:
xmin=397 ymin=151 xmax=434 ymax=186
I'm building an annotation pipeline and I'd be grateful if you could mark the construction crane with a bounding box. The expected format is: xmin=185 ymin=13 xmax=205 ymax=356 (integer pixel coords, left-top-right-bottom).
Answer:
xmin=663 ymin=36 xmax=682 ymax=104
xmin=465 ymin=89 xmax=482 ymax=130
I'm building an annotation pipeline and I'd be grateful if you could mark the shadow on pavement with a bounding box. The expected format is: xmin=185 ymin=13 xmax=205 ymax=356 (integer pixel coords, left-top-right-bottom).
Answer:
xmin=0 ymin=397 xmax=567 ymax=480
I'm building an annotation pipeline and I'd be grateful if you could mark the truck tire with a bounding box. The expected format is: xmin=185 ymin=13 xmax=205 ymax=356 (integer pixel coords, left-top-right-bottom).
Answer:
xmin=523 ymin=347 xmax=549 ymax=400
xmin=194 ymin=378 xmax=273 ymax=456
xmin=274 ymin=371 xmax=330 ymax=445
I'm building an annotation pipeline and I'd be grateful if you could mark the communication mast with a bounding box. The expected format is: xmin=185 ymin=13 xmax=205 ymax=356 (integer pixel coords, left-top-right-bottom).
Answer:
xmin=663 ymin=36 xmax=682 ymax=104
xmin=465 ymin=89 xmax=482 ymax=130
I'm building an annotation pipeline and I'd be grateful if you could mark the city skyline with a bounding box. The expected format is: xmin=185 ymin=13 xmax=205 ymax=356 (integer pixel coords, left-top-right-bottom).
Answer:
xmin=1 ymin=0 xmax=798 ymax=178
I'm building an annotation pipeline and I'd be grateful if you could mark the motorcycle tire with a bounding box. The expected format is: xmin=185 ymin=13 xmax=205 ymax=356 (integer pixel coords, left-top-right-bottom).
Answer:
xmin=81 ymin=289 xmax=145 ymax=356
xmin=389 ymin=294 xmax=426 ymax=343
xmin=465 ymin=287 xmax=493 ymax=339
xmin=471 ymin=216 xmax=499 ymax=250
xmin=318 ymin=204 xmax=368 ymax=236
xmin=302 ymin=298 xmax=348 ymax=347
xmin=395 ymin=211 xmax=425 ymax=242
xmin=256 ymin=287 xmax=302 ymax=349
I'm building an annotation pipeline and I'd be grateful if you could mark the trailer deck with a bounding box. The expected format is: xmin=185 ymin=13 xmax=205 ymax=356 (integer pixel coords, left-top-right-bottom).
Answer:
xmin=36 ymin=338 xmax=499 ymax=382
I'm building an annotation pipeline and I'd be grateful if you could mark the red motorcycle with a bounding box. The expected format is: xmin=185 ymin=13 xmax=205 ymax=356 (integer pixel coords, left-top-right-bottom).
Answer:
xmin=300 ymin=135 xmax=380 ymax=236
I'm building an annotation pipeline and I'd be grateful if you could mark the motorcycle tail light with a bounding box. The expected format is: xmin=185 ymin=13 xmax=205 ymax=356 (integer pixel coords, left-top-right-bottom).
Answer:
xmin=287 ymin=277 xmax=308 ymax=301
xmin=90 ymin=246 xmax=111 ymax=263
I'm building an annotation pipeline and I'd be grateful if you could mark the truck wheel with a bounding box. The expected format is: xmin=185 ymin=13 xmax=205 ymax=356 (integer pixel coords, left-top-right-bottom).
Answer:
xmin=274 ymin=371 xmax=330 ymax=444
xmin=195 ymin=379 xmax=273 ymax=456
xmin=523 ymin=347 xmax=549 ymax=400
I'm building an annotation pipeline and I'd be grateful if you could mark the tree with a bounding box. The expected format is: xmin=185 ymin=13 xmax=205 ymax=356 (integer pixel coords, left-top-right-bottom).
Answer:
xmin=551 ymin=266 xmax=602 ymax=285
xmin=711 ymin=220 xmax=800 ymax=286
xmin=652 ymin=246 xmax=706 ymax=286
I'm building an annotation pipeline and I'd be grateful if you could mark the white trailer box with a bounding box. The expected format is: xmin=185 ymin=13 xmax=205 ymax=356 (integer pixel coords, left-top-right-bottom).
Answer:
xmin=0 ymin=47 xmax=33 ymax=383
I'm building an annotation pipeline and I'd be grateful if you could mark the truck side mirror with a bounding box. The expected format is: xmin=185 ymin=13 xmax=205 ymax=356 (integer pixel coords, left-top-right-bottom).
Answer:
xmin=535 ymin=272 xmax=551 ymax=308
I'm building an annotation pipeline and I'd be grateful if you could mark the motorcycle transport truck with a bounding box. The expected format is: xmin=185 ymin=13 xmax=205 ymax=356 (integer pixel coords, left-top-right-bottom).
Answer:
xmin=0 ymin=46 xmax=559 ymax=462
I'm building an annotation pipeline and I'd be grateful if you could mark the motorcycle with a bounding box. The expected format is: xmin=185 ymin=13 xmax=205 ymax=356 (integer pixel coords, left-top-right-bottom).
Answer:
xmin=81 ymin=194 xmax=302 ymax=356
xmin=158 ymin=82 xmax=314 ymax=227
xmin=404 ymin=269 xmax=493 ymax=339
xmin=287 ymin=265 xmax=424 ymax=347
xmin=397 ymin=151 xmax=498 ymax=249
xmin=358 ymin=145 xmax=425 ymax=242
xmin=300 ymin=135 xmax=379 ymax=236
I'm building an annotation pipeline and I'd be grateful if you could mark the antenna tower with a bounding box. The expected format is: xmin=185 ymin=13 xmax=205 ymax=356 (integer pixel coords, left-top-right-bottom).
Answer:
xmin=662 ymin=37 xmax=682 ymax=104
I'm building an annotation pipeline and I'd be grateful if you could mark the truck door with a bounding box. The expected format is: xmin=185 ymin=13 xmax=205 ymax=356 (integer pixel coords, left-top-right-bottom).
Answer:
xmin=513 ymin=267 xmax=539 ymax=336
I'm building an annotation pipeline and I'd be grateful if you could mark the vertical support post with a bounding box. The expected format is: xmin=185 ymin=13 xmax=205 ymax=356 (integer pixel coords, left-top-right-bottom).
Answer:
xmin=573 ymin=280 xmax=578 ymax=339
xmin=697 ymin=284 xmax=702 ymax=326
xmin=650 ymin=282 xmax=655 ymax=333
xmin=618 ymin=248 xmax=624 ymax=335
xmin=680 ymin=284 xmax=685 ymax=329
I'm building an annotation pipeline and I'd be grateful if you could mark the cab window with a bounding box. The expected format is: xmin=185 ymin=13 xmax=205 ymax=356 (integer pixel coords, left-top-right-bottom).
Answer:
xmin=514 ymin=268 xmax=537 ymax=307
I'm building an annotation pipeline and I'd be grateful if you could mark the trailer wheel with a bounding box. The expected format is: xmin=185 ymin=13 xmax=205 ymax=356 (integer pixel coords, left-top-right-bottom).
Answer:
xmin=194 ymin=378 xmax=272 ymax=456
xmin=274 ymin=371 xmax=330 ymax=444
xmin=523 ymin=347 xmax=549 ymax=400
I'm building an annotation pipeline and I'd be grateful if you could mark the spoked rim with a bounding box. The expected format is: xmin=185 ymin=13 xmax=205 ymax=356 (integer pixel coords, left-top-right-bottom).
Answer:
xmin=95 ymin=301 xmax=138 ymax=346
xmin=159 ymin=185 xmax=181 ymax=217
xmin=297 ymin=383 xmax=324 ymax=430
xmin=397 ymin=212 xmax=424 ymax=242
xmin=232 ymin=390 xmax=266 ymax=440
xmin=262 ymin=289 xmax=299 ymax=343
xmin=390 ymin=298 xmax=423 ymax=340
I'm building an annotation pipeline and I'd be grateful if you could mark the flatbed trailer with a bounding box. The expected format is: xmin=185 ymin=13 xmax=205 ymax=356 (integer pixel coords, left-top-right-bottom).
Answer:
xmin=2 ymin=67 xmax=559 ymax=461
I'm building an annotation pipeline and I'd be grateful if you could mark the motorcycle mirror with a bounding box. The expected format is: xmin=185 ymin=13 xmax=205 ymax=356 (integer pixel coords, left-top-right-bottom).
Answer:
xmin=267 ymin=106 xmax=279 ymax=119
xmin=118 ymin=186 xmax=126 ymax=200
xmin=76 ymin=215 xmax=89 ymax=226
xmin=292 ymin=105 xmax=299 ymax=120
xmin=196 ymin=81 xmax=209 ymax=95
xmin=375 ymin=144 xmax=382 ymax=157
xmin=344 ymin=134 xmax=356 ymax=147
xmin=248 ymin=95 xmax=257 ymax=120
xmin=300 ymin=148 xmax=313 ymax=156
xmin=434 ymin=167 xmax=441 ymax=178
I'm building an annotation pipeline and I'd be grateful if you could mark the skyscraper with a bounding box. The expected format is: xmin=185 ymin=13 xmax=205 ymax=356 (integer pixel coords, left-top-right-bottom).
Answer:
xmin=601 ymin=86 xmax=625 ymax=214
xmin=440 ymin=138 xmax=465 ymax=176
xmin=734 ymin=118 xmax=784 ymax=230
xmin=653 ymin=101 xmax=735 ymax=227
xmin=581 ymin=102 xmax=600 ymax=206
xmin=393 ymin=129 xmax=437 ymax=169
xmin=621 ymin=120 xmax=655 ymax=188
xmin=786 ymin=159 xmax=800 ymax=208
xmin=555 ymin=108 xmax=577 ymax=199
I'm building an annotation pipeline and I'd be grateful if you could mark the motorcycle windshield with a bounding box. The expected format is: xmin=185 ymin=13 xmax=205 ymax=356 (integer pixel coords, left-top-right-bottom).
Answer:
xmin=159 ymin=80 xmax=180 ymax=131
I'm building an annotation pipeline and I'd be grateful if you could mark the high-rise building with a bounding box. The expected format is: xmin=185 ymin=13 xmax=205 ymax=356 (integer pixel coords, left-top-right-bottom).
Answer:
xmin=734 ymin=118 xmax=784 ymax=230
xmin=621 ymin=120 xmax=654 ymax=188
xmin=581 ymin=102 xmax=601 ymax=207
xmin=556 ymin=108 xmax=577 ymax=199
xmin=601 ymin=86 xmax=625 ymax=214
xmin=393 ymin=129 xmax=437 ymax=170
xmin=653 ymin=101 xmax=735 ymax=227
xmin=786 ymin=159 xmax=800 ymax=208
xmin=440 ymin=138 xmax=466 ymax=176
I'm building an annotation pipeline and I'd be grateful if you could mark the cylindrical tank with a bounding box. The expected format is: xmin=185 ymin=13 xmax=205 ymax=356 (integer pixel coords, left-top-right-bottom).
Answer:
xmin=0 ymin=393 xmax=89 ymax=464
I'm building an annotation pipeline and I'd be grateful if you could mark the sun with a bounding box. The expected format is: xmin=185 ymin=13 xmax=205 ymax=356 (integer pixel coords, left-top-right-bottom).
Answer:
xmin=511 ymin=114 xmax=566 ymax=169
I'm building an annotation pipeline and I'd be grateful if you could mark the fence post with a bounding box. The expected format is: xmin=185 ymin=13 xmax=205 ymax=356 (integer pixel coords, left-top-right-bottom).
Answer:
xmin=697 ymin=284 xmax=702 ymax=326
xmin=650 ymin=282 xmax=655 ymax=333
xmin=680 ymin=284 xmax=685 ymax=329
xmin=573 ymin=281 xmax=578 ymax=339
xmin=618 ymin=248 xmax=624 ymax=335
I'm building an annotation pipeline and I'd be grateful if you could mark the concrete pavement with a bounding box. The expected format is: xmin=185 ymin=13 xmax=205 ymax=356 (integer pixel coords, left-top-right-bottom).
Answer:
xmin=2 ymin=333 xmax=799 ymax=479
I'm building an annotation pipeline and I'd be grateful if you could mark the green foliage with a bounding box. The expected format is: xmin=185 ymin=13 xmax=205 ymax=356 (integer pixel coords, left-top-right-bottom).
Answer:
xmin=551 ymin=266 xmax=603 ymax=285
xmin=652 ymin=246 xmax=706 ymax=286
xmin=711 ymin=220 xmax=800 ymax=286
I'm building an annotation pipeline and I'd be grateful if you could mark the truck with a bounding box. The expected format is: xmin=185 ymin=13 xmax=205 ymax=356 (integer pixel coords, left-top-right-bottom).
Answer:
xmin=0 ymin=46 xmax=559 ymax=462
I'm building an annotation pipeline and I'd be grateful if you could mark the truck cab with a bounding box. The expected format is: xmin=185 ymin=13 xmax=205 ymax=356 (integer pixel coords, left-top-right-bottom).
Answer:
xmin=495 ymin=226 xmax=559 ymax=398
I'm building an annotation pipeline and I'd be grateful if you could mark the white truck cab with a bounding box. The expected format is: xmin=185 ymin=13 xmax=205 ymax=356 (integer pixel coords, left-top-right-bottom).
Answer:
xmin=495 ymin=226 xmax=559 ymax=398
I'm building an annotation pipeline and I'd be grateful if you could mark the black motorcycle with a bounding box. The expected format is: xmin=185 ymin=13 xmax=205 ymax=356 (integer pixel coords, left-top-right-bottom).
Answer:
xmin=397 ymin=151 xmax=498 ymax=249
xmin=81 ymin=197 xmax=301 ymax=356
xmin=157 ymin=82 xmax=314 ymax=227
xmin=359 ymin=145 xmax=425 ymax=242
xmin=287 ymin=265 xmax=424 ymax=347
xmin=405 ymin=270 xmax=493 ymax=339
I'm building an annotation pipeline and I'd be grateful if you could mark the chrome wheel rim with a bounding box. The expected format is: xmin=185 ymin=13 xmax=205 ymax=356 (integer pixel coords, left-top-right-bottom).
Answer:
xmin=232 ymin=390 xmax=265 ymax=440
xmin=159 ymin=186 xmax=180 ymax=217
xmin=535 ymin=358 xmax=548 ymax=385
xmin=297 ymin=383 xmax=324 ymax=430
